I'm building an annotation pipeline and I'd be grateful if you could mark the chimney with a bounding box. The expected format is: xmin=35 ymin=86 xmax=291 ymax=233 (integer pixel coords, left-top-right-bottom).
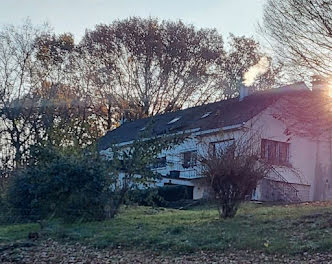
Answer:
xmin=311 ymin=75 xmax=329 ymax=95
xmin=239 ymin=84 xmax=250 ymax=101
xmin=119 ymin=113 xmax=127 ymax=126
xmin=120 ymin=116 xmax=128 ymax=126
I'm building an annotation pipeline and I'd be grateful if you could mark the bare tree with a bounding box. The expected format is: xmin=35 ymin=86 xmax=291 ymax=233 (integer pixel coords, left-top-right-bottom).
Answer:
xmin=200 ymin=133 xmax=271 ymax=218
xmin=80 ymin=17 xmax=224 ymax=120
xmin=0 ymin=22 xmax=100 ymax=174
xmin=261 ymin=0 xmax=332 ymax=78
xmin=0 ymin=19 xmax=281 ymax=175
xmin=0 ymin=21 xmax=49 ymax=168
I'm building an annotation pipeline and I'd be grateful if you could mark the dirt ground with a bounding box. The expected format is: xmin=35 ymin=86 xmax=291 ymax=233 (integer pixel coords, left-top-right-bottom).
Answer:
xmin=1 ymin=239 xmax=332 ymax=264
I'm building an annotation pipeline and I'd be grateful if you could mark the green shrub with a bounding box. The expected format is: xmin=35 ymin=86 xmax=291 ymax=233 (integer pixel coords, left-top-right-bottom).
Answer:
xmin=126 ymin=188 xmax=167 ymax=207
xmin=7 ymin=146 xmax=109 ymax=223
xmin=158 ymin=185 xmax=193 ymax=201
xmin=127 ymin=185 xmax=193 ymax=207
xmin=0 ymin=195 xmax=9 ymax=223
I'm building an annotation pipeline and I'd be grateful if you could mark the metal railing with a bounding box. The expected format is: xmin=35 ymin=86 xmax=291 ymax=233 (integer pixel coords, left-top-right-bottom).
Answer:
xmin=266 ymin=167 xmax=301 ymax=202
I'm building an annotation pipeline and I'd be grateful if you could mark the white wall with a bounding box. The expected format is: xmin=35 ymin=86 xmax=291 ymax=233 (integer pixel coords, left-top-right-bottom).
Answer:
xmin=249 ymin=102 xmax=331 ymax=201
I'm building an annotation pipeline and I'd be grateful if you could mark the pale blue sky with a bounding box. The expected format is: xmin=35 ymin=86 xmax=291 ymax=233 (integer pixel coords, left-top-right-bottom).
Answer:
xmin=0 ymin=0 xmax=266 ymax=42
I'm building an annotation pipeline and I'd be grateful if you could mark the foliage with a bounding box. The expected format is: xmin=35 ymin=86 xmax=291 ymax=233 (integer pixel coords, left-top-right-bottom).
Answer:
xmin=126 ymin=188 xmax=166 ymax=207
xmin=261 ymin=0 xmax=332 ymax=78
xmin=126 ymin=185 xmax=193 ymax=207
xmin=7 ymin=145 xmax=109 ymax=223
xmin=4 ymin=123 xmax=181 ymax=222
xmin=157 ymin=185 xmax=193 ymax=202
xmin=200 ymin=136 xmax=271 ymax=218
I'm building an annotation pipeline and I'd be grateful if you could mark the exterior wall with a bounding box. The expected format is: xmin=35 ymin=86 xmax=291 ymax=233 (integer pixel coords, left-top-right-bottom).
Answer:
xmin=193 ymin=185 xmax=205 ymax=200
xmin=312 ymin=141 xmax=332 ymax=201
xmin=249 ymin=103 xmax=331 ymax=201
xmin=293 ymin=183 xmax=311 ymax=201
xmin=153 ymin=136 xmax=200 ymax=179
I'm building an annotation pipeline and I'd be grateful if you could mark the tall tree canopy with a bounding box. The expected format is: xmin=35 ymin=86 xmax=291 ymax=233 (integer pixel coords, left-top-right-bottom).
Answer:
xmin=81 ymin=18 xmax=224 ymax=119
xmin=80 ymin=17 xmax=279 ymax=123
xmin=261 ymin=0 xmax=332 ymax=78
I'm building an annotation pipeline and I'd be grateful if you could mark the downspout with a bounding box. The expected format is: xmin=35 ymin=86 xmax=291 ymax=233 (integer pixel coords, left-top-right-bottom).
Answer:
xmin=313 ymin=139 xmax=321 ymax=201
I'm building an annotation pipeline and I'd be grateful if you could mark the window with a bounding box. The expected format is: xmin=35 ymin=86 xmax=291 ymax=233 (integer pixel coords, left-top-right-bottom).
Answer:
xmin=261 ymin=139 xmax=289 ymax=165
xmin=200 ymin=112 xmax=212 ymax=119
xmin=182 ymin=151 xmax=197 ymax=168
xmin=151 ymin=156 xmax=167 ymax=169
xmin=168 ymin=117 xmax=181 ymax=124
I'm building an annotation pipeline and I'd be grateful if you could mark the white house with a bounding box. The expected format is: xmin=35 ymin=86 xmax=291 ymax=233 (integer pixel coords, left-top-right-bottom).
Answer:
xmin=98 ymin=81 xmax=332 ymax=202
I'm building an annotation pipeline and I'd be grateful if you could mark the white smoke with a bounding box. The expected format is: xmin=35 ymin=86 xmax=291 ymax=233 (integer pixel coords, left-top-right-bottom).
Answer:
xmin=243 ymin=57 xmax=270 ymax=86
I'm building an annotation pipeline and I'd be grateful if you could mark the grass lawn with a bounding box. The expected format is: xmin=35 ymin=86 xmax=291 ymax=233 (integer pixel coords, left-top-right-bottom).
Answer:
xmin=0 ymin=202 xmax=331 ymax=255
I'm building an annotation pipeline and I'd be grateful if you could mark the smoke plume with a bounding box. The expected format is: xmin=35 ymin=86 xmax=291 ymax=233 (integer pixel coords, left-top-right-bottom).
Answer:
xmin=243 ymin=57 xmax=270 ymax=86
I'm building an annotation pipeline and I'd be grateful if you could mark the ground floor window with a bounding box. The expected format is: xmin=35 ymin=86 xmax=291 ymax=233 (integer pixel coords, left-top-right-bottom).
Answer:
xmin=182 ymin=151 xmax=197 ymax=168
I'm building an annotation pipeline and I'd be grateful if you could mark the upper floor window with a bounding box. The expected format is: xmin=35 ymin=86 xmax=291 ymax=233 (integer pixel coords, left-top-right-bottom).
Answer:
xmin=261 ymin=139 xmax=289 ymax=165
xmin=168 ymin=117 xmax=181 ymax=124
xmin=201 ymin=112 xmax=212 ymax=119
xmin=182 ymin=151 xmax=197 ymax=168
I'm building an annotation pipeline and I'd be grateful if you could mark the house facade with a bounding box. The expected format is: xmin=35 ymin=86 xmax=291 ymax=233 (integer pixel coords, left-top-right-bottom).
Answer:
xmin=98 ymin=82 xmax=332 ymax=202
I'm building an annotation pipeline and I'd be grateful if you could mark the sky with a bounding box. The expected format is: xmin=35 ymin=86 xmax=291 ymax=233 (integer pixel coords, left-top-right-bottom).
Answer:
xmin=0 ymin=0 xmax=266 ymax=42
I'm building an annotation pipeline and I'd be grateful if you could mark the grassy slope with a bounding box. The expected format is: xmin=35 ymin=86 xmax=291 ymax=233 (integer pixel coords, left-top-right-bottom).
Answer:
xmin=0 ymin=202 xmax=331 ymax=254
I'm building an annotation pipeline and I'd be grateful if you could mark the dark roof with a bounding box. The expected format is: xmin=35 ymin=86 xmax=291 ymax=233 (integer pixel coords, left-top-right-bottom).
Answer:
xmin=98 ymin=82 xmax=310 ymax=150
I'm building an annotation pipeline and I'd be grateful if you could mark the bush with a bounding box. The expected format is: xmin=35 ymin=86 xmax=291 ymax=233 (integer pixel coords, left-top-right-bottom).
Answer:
xmin=201 ymin=140 xmax=270 ymax=218
xmin=0 ymin=195 xmax=10 ymax=224
xmin=126 ymin=188 xmax=167 ymax=207
xmin=7 ymin=146 xmax=109 ymax=223
xmin=158 ymin=185 xmax=193 ymax=201
xmin=127 ymin=185 xmax=193 ymax=207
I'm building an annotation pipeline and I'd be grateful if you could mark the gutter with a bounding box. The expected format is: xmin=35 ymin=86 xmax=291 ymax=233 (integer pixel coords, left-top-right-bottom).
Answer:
xmin=193 ymin=123 xmax=244 ymax=137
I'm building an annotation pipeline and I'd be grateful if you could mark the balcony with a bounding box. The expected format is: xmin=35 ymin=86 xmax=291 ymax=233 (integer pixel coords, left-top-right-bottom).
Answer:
xmin=164 ymin=168 xmax=203 ymax=179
